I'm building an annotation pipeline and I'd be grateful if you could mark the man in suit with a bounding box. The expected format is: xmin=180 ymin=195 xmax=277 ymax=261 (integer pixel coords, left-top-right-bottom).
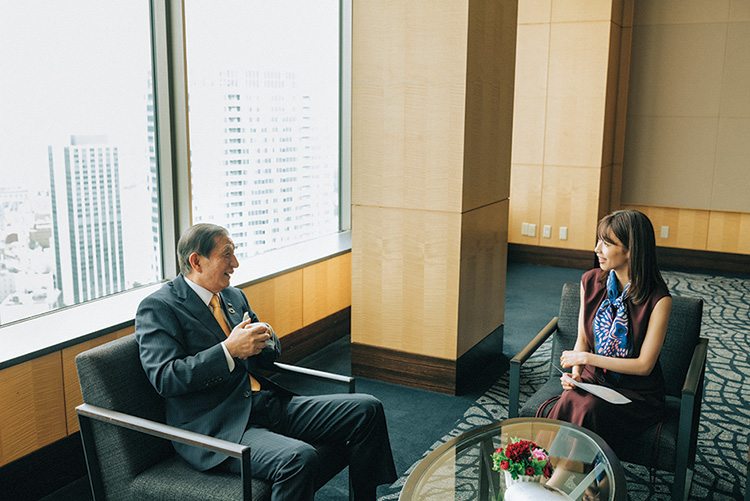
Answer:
xmin=136 ymin=223 xmax=396 ymax=501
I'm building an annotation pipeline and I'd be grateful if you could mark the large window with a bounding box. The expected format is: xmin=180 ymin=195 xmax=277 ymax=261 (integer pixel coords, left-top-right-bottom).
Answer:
xmin=0 ymin=1 xmax=347 ymax=328
xmin=184 ymin=0 xmax=341 ymax=262
xmin=0 ymin=1 xmax=159 ymax=326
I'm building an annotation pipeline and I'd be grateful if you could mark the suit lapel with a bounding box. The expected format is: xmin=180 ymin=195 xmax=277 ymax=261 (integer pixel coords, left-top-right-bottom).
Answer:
xmin=173 ymin=275 xmax=227 ymax=343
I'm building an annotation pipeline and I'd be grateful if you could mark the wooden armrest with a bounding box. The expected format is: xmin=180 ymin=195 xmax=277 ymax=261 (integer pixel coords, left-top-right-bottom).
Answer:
xmin=508 ymin=317 xmax=558 ymax=419
xmin=76 ymin=403 xmax=248 ymax=458
xmin=273 ymin=362 xmax=356 ymax=393
xmin=682 ymin=337 xmax=708 ymax=397
xmin=510 ymin=317 xmax=559 ymax=367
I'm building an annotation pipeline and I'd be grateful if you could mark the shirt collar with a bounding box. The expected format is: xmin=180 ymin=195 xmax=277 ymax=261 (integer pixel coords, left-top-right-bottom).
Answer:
xmin=184 ymin=275 xmax=216 ymax=307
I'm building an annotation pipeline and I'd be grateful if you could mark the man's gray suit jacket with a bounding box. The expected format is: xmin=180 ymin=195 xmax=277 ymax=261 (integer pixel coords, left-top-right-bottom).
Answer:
xmin=135 ymin=273 xmax=282 ymax=471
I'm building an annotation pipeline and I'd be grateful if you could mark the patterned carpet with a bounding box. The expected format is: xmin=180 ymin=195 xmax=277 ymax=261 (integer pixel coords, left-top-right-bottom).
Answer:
xmin=379 ymin=271 xmax=750 ymax=500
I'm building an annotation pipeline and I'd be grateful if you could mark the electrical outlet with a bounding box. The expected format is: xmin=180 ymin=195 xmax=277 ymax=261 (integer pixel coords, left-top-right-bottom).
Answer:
xmin=660 ymin=226 xmax=669 ymax=239
xmin=521 ymin=223 xmax=529 ymax=236
xmin=543 ymin=225 xmax=551 ymax=238
xmin=528 ymin=224 xmax=536 ymax=237
xmin=559 ymin=227 xmax=568 ymax=240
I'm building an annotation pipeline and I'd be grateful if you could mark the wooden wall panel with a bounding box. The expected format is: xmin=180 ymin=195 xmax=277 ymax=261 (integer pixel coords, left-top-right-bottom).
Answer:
xmin=509 ymin=163 xmax=543 ymax=244
xmin=545 ymin=21 xmax=611 ymax=168
xmin=242 ymin=270 xmax=303 ymax=338
xmin=457 ymin=200 xmax=508 ymax=357
xmin=461 ymin=0 xmax=516 ymax=212
xmin=707 ymin=211 xmax=750 ymax=254
xmin=540 ymin=166 xmax=603 ymax=250
xmin=62 ymin=326 xmax=133 ymax=435
xmin=622 ymin=205 xmax=710 ymax=250
xmin=351 ymin=0 xmax=468 ymax=214
xmin=302 ymin=253 xmax=352 ymax=326
xmin=351 ymin=205 xmax=461 ymax=360
xmin=511 ymin=23 xmax=550 ymax=167
xmin=0 ymin=353 xmax=66 ymax=466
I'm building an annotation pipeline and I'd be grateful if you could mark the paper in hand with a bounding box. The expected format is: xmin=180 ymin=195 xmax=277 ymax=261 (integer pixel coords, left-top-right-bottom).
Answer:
xmin=243 ymin=311 xmax=276 ymax=349
xmin=556 ymin=366 xmax=631 ymax=405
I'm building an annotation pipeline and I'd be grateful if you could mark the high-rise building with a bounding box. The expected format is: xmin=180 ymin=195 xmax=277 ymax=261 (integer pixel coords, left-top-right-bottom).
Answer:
xmin=145 ymin=81 xmax=161 ymax=279
xmin=188 ymin=70 xmax=338 ymax=260
xmin=49 ymin=135 xmax=126 ymax=305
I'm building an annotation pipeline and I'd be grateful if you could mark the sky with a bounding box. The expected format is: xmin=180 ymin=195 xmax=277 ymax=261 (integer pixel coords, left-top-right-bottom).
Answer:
xmin=0 ymin=0 xmax=339 ymax=193
xmin=0 ymin=1 xmax=152 ymax=192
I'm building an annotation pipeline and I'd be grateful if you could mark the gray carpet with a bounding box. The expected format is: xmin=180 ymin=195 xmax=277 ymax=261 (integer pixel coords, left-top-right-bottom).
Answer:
xmin=379 ymin=270 xmax=750 ymax=500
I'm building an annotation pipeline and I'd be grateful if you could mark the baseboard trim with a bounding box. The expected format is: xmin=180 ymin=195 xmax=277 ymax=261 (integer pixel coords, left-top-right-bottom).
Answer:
xmin=656 ymin=246 xmax=750 ymax=275
xmin=508 ymin=243 xmax=597 ymax=270
xmin=351 ymin=326 xmax=504 ymax=395
xmin=509 ymin=243 xmax=750 ymax=275
xmin=278 ymin=307 xmax=351 ymax=364
xmin=0 ymin=432 xmax=87 ymax=500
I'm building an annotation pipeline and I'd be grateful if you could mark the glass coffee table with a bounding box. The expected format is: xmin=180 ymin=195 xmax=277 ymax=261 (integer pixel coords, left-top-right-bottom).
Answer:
xmin=399 ymin=418 xmax=626 ymax=501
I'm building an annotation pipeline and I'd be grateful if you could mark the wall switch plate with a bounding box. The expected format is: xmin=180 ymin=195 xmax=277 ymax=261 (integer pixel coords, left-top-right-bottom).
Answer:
xmin=521 ymin=222 xmax=529 ymax=236
xmin=661 ymin=226 xmax=669 ymax=239
xmin=543 ymin=225 xmax=551 ymax=238
xmin=559 ymin=227 xmax=568 ymax=240
xmin=528 ymin=224 xmax=536 ymax=237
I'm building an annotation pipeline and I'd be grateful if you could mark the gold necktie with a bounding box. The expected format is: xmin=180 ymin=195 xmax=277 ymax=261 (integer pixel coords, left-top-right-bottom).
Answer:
xmin=210 ymin=294 xmax=261 ymax=391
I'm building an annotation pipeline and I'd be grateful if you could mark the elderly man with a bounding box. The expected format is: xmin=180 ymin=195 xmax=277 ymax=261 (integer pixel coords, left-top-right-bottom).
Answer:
xmin=135 ymin=223 xmax=396 ymax=501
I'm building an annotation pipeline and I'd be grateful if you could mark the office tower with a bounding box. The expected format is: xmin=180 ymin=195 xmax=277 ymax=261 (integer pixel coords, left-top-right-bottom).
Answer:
xmin=188 ymin=70 xmax=338 ymax=260
xmin=49 ymin=135 xmax=126 ymax=306
xmin=146 ymin=82 xmax=161 ymax=279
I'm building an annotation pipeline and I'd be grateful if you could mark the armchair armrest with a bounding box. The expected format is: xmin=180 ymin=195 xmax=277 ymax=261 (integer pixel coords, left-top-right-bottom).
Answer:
xmin=76 ymin=403 xmax=252 ymax=500
xmin=77 ymin=403 xmax=249 ymax=456
xmin=509 ymin=317 xmax=558 ymax=419
xmin=674 ymin=336 xmax=709 ymax=496
xmin=681 ymin=337 xmax=708 ymax=397
xmin=272 ymin=362 xmax=356 ymax=393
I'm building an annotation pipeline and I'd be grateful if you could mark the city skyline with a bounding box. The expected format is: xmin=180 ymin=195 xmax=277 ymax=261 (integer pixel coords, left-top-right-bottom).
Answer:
xmin=0 ymin=0 xmax=341 ymax=326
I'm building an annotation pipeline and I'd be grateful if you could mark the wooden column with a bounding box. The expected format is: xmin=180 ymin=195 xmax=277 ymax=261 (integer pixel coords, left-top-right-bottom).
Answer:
xmin=509 ymin=1 xmax=633 ymax=253
xmin=351 ymin=0 xmax=517 ymax=394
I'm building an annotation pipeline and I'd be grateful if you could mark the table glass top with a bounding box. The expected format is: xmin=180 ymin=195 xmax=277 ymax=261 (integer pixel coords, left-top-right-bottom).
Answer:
xmin=400 ymin=418 xmax=626 ymax=501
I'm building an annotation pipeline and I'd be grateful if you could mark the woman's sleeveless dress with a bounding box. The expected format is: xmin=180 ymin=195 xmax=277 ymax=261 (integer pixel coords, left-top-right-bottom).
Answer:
xmin=538 ymin=268 xmax=670 ymax=451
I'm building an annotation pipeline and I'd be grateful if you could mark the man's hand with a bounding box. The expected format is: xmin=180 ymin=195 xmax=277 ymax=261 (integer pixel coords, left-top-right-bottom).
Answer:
xmin=224 ymin=320 xmax=271 ymax=359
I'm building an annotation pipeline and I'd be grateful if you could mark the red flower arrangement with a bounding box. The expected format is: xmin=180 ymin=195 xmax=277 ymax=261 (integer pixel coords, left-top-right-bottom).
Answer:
xmin=492 ymin=438 xmax=554 ymax=480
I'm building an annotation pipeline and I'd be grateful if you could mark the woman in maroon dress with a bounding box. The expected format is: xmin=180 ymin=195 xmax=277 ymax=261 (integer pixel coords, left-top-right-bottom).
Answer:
xmin=538 ymin=210 xmax=672 ymax=451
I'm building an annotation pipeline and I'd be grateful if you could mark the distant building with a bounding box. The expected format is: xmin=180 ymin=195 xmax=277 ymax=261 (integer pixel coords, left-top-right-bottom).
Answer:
xmin=0 ymin=286 xmax=60 ymax=325
xmin=188 ymin=70 xmax=338 ymax=261
xmin=48 ymin=135 xmax=126 ymax=305
xmin=145 ymin=81 xmax=161 ymax=279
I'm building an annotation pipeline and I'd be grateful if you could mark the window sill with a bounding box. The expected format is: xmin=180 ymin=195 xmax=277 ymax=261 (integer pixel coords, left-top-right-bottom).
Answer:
xmin=0 ymin=231 xmax=351 ymax=370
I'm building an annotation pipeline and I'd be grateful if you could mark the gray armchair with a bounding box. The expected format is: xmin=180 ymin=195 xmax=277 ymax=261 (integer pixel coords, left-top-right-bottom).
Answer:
xmin=76 ymin=334 xmax=353 ymax=500
xmin=509 ymin=282 xmax=707 ymax=501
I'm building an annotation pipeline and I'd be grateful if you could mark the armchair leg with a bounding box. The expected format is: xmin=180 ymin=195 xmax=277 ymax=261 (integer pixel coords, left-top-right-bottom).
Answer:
xmin=671 ymin=467 xmax=692 ymax=501
xmin=509 ymin=362 xmax=520 ymax=419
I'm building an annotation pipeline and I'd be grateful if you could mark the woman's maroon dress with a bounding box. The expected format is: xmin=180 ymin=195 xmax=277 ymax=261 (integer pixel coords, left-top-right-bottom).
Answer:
xmin=539 ymin=268 xmax=670 ymax=450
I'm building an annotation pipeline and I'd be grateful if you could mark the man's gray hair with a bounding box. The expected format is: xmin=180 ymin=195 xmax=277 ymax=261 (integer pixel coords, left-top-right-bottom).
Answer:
xmin=176 ymin=223 xmax=228 ymax=276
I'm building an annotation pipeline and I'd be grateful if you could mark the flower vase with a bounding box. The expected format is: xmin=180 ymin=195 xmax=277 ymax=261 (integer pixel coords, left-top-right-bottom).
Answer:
xmin=503 ymin=471 xmax=541 ymax=488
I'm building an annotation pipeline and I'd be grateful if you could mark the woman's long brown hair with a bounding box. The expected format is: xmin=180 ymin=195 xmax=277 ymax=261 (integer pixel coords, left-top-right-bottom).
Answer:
xmin=597 ymin=210 xmax=668 ymax=304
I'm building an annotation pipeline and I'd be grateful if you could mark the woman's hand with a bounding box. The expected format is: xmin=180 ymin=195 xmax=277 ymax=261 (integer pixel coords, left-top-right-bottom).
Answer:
xmin=560 ymin=350 xmax=588 ymax=369
xmin=560 ymin=371 xmax=581 ymax=391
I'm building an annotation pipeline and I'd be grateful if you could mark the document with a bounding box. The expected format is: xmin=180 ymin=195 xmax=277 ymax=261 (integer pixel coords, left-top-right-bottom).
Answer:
xmin=556 ymin=367 xmax=631 ymax=405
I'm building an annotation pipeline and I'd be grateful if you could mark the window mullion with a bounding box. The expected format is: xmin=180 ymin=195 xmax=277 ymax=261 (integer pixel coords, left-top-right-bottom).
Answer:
xmin=151 ymin=0 xmax=192 ymax=279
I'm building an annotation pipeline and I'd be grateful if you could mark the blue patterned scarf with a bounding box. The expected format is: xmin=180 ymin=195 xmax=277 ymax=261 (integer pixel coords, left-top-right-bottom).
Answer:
xmin=593 ymin=271 xmax=632 ymax=373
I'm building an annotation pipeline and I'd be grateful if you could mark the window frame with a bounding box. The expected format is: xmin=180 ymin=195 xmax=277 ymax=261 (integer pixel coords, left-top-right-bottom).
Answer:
xmin=0 ymin=0 xmax=352 ymax=368
xmin=153 ymin=0 xmax=351 ymax=279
